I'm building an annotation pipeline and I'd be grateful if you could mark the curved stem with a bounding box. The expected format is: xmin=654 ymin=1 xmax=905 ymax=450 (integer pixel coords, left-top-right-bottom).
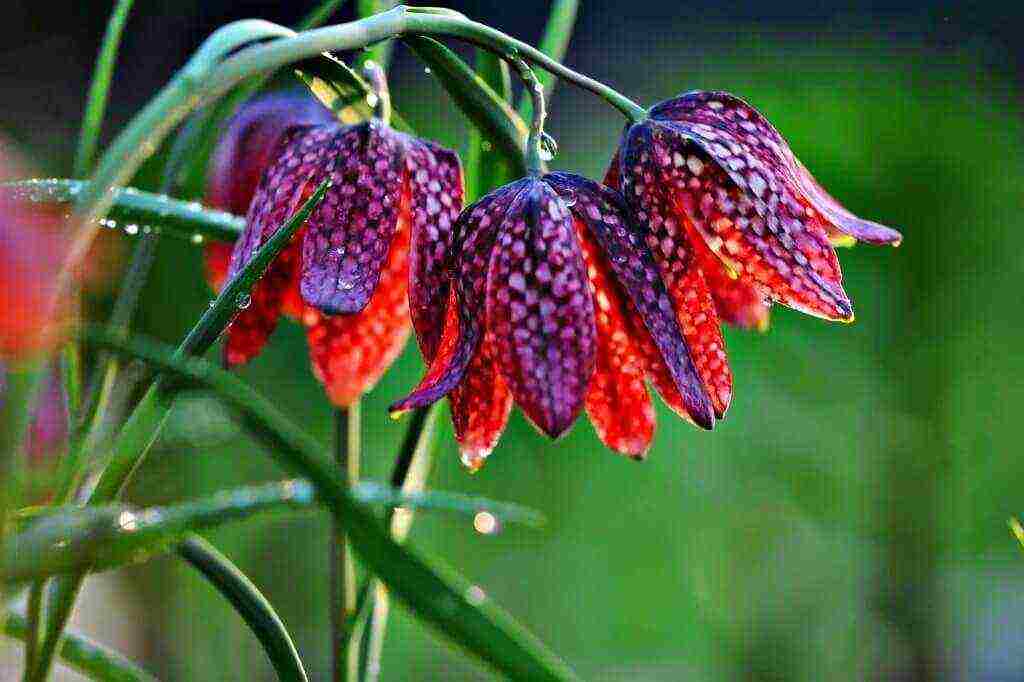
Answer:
xmin=508 ymin=57 xmax=547 ymax=175
xmin=361 ymin=61 xmax=392 ymax=127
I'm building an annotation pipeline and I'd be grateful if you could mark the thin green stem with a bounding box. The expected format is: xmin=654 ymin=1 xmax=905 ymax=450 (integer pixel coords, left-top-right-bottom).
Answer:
xmin=74 ymin=0 xmax=136 ymax=178
xmin=516 ymin=0 xmax=579 ymax=121
xmin=331 ymin=403 xmax=362 ymax=682
xmin=509 ymin=57 xmax=548 ymax=175
xmin=21 ymin=584 xmax=45 ymax=680
xmin=361 ymin=61 xmax=392 ymax=127
xmin=358 ymin=404 xmax=440 ymax=682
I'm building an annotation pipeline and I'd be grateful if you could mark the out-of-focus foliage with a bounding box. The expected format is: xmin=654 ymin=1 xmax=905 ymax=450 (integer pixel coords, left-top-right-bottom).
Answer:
xmin=3 ymin=2 xmax=1023 ymax=680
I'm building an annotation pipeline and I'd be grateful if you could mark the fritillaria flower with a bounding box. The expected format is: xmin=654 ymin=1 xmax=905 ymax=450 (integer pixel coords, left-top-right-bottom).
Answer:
xmin=392 ymin=172 xmax=717 ymax=467
xmin=206 ymin=94 xmax=463 ymax=407
xmin=609 ymin=90 xmax=901 ymax=337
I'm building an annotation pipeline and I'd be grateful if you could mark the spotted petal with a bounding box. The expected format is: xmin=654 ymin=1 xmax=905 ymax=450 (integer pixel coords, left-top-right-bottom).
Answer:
xmin=486 ymin=180 xmax=596 ymax=438
xmin=622 ymin=120 xmax=854 ymax=322
xmin=448 ymin=331 xmax=513 ymax=470
xmin=651 ymin=91 xmax=902 ymax=246
xmin=390 ymin=181 xmax=528 ymax=413
xmin=403 ymin=138 xmax=464 ymax=359
xmin=224 ymin=127 xmax=330 ymax=367
xmin=546 ymin=172 xmax=715 ymax=428
xmin=303 ymin=186 xmax=412 ymax=407
xmin=573 ymin=222 xmax=656 ymax=457
xmin=300 ymin=121 xmax=406 ymax=315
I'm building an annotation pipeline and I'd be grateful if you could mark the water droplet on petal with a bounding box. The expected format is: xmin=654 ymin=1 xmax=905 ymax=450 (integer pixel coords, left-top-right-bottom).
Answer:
xmin=539 ymin=132 xmax=558 ymax=162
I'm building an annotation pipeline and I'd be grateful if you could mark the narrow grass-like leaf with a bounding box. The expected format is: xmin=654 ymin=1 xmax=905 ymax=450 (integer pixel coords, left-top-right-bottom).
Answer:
xmin=516 ymin=0 xmax=580 ymax=120
xmin=465 ymin=49 xmax=514 ymax=199
xmin=3 ymin=611 xmax=157 ymax=682
xmin=2 ymin=179 xmax=243 ymax=244
xmin=177 ymin=178 xmax=328 ymax=356
xmin=3 ymin=480 xmax=317 ymax=583
xmin=81 ymin=329 xmax=579 ymax=682
xmin=178 ymin=537 xmax=307 ymax=682
xmin=74 ymin=0 xmax=136 ymax=177
xmin=403 ymin=36 xmax=528 ymax=177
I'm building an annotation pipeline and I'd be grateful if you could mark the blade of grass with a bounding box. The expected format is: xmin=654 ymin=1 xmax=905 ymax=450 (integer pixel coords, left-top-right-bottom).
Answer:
xmin=3 ymin=611 xmax=157 ymax=682
xmin=28 ymin=181 xmax=330 ymax=682
xmin=464 ymin=49 xmax=514 ymax=200
xmin=402 ymin=36 xmax=528 ymax=177
xmin=3 ymin=180 xmax=244 ymax=245
xmin=74 ymin=0 xmax=136 ymax=178
xmin=516 ymin=0 xmax=580 ymax=121
xmin=293 ymin=53 xmax=412 ymax=132
xmin=82 ymin=329 xmax=579 ymax=681
xmin=178 ymin=537 xmax=307 ymax=682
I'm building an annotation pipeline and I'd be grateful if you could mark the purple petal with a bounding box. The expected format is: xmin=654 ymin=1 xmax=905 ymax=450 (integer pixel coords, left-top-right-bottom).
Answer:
xmin=390 ymin=180 xmax=528 ymax=413
xmin=403 ymin=137 xmax=464 ymax=359
xmin=487 ymin=179 xmax=596 ymax=438
xmin=544 ymin=172 xmax=714 ymax=429
xmin=651 ymin=90 xmax=902 ymax=245
xmin=300 ymin=121 xmax=406 ymax=314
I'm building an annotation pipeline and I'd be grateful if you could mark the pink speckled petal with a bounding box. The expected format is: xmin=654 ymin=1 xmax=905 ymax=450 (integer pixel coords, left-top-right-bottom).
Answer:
xmin=403 ymin=137 xmax=465 ymax=359
xmin=545 ymin=172 xmax=714 ymax=428
xmin=390 ymin=180 xmax=528 ymax=413
xmin=300 ymin=121 xmax=406 ymax=314
xmin=486 ymin=179 xmax=596 ymax=438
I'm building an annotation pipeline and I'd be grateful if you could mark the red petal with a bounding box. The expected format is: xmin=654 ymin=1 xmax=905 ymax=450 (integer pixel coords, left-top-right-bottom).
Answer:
xmin=404 ymin=138 xmax=464 ymax=359
xmin=691 ymin=228 xmax=771 ymax=331
xmin=449 ymin=331 xmax=512 ymax=470
xmin=576 ymin=224 xmax=654 ymax=458
xmin=204 ymin=242 xmax=232 ymax=293
xmin=303 ymin=193 xmax=412 ymax=407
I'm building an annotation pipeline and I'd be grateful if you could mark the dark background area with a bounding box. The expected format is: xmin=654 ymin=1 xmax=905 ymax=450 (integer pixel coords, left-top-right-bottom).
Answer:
xmin=3 ymin=1 xmax=1024 ymax=680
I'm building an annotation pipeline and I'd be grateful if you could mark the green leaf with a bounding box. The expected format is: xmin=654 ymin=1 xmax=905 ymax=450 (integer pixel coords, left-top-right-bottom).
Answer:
xmin=74 ymin=0 xmax=136 ymax=177
xmin=517 ymin=0 xmax=580 ymax=120
xmin=178 ymin=537 xmax=308 ymax=682
xmin=2 ymin=179 xmax=244 ymax=244
xmin=82 ymin=329 xmax=579 ymax=682
xmin=465 ymin=49 xmax=515 ymax=200
xmin=403 ymin=35 xmax=528 ymax=177
xmin=3 ymin=611 xmax=157 ymax=682
xmin=293 ymin=52 xmax=412 ymax=132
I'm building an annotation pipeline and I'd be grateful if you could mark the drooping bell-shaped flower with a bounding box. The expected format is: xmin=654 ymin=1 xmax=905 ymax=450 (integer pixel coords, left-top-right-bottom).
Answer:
xmin=205 ymin=93 xmax=463 ymax=407
xmin=609 ymin=91 xmax=901 ymax=335
xmin=392 ymin=172 xmax=717 ymax=467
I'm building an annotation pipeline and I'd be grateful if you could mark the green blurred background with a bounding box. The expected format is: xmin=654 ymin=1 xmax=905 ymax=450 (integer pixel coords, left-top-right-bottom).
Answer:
xmin=4 ymin=1 xmax=1024 ymax=679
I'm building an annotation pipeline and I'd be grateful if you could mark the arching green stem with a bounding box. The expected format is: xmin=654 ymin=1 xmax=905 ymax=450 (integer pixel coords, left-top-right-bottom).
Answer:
xmin=508 ymin=57 xmax=547 ymax=176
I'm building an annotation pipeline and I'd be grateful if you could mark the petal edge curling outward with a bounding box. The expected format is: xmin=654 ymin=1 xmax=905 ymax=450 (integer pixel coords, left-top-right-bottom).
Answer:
xmin=404 ymin=137 xmax=465 ymax=359
xmin=546 ymin=172 xmax=716 ymax=428
xmin=304 ymin=197 xmax=412 ymax=408
xmin=486 ymin=180 xmax=596 ymax=439
xmin=650 ymin=91 xmax=902 ymax=247
xmin=300 ymin=121 xmax=406 ymax=315
xmin=390 ymin=181 xmax=528 ymax=414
